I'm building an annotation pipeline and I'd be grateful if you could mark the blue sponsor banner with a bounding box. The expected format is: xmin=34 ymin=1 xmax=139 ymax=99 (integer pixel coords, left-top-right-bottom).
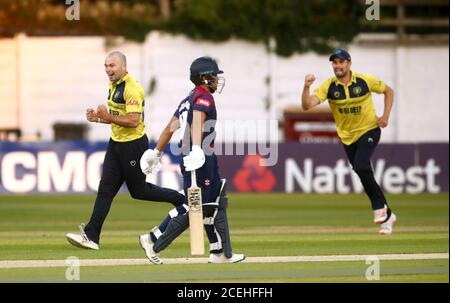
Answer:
xmin=0 ymin=141 xmax=448 ymax=194
xmin=0 ymin=141 xmax=106 ymax=194
xmin=0 ymin=141 xmax=182 ymax=194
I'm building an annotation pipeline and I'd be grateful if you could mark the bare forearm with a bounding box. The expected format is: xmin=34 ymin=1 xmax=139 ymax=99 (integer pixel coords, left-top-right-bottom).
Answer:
xmin=108 ymin=115 xmax=139 ymax=128
xmin=192 ymin=111 xmax=205 ymax=146
xmin=301 ymin=86 xmax=320 ymax=111
xmin=156 ymin=117 xmax=179 ymax=152
xmin=383 ymin=87 xmax=394 ymax=119
xmin=301 ymin=86 xmax=312 ymax=110
xmin=155 ymin=127 xmax=173 ymax=152
xmin=96 ymin=111 xmax=138 ymax=128
xmin=96 ymin=118 xmax=110 ymax=124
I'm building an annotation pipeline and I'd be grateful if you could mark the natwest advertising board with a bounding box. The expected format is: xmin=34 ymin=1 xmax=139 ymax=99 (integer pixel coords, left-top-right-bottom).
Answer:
xmin=219 ymin=143 xmax=448 ymax=194
xmin=0 ymin=142 xmax=448 ymax=194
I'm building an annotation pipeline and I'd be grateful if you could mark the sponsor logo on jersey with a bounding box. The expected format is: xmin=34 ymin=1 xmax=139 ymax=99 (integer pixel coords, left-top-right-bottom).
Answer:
xmin=338 ymin=106 xmax=362 ymax=115
xmin=126 ymin=100 xmax=139 ymax=106
xmin=196 ymin=98 xmax=211 ymax=107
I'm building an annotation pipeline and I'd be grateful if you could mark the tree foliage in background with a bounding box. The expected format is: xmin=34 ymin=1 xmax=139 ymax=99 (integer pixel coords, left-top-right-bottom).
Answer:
xmin=165 ymin=0 xmax=362 ymax=56
xmin=0 ymin=0 xmax=363 ymax=56
xmin=0 ymin=0 xmax=160 ymax=42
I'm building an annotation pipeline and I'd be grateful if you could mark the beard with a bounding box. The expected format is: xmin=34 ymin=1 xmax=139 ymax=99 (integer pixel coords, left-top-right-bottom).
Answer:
xmin=334 ymin=69 xmax=348 ymax=78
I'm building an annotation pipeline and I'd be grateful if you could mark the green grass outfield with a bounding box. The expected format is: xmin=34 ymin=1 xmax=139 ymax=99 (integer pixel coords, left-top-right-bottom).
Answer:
xmin=0 ymin=193 xmax=448 ymax=282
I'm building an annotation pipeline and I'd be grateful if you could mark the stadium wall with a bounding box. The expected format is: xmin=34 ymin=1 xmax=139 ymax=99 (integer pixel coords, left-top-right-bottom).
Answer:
xmin=0 ymin=33 xmax=448 ymax=143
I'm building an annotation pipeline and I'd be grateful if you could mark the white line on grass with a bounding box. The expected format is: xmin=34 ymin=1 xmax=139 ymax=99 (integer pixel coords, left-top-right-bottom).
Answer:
xmin=0 ymin=253 xmax=448 ymax=269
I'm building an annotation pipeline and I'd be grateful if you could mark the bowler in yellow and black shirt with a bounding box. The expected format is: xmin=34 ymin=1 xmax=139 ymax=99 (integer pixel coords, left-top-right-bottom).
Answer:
xmin=301 ymin=49 xmax=397 ymax=235
xmin=66 ymin=51 xmax=184 ymax=249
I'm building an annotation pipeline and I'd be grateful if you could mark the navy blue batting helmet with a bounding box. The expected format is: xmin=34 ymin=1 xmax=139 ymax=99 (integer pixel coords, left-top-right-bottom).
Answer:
xmin=190 ymin=57 xmax=223 ymax=79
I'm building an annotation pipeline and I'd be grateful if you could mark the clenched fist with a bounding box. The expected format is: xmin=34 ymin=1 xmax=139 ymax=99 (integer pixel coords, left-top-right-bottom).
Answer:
xmin=304 ymin=74 xmax=316 ymax=88
xmin=86 ymin=108 xmax=98 ymax=123
xmin=96 ymin=104 xmax=110 ymax=121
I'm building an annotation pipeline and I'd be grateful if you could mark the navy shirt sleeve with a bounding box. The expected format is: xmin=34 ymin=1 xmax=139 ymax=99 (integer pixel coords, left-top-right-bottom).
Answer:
xmin=173 ymin=107 xmax=180 ymax=118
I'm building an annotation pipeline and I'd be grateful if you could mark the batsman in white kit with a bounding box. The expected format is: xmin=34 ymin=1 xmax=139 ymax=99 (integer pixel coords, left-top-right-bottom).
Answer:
xmin=138 ymin=56 xmax=245 ymax=264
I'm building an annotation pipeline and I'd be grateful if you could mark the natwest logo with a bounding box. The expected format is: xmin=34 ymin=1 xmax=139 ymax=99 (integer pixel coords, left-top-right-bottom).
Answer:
xmin=285 ymin=158 xmax=441 ymax=194
xmin=233 ymin=155 xmax=276 ymax=192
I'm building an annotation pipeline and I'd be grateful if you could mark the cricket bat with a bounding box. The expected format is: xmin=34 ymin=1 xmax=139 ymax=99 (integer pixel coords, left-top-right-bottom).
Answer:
xmin=188 ymin=170 xmax=204 ymax=255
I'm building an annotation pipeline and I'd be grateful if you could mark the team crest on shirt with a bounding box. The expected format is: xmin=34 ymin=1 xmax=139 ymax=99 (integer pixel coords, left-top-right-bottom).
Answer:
xmin=352 ymin=86 xmax=362 ymax=95
xmin=204 ymin=179 xmax=210 ymax=186
xmin=334 ymin=91 xmax=341 ymax=98
xmin=196 ymin=98 xmax=211 ymax=107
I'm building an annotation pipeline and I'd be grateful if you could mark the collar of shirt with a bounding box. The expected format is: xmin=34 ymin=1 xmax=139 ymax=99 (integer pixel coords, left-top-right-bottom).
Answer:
xmin=111 ymin=72 xmax=130 ymax=86
xmin=334 ymin=70 xmax=356 ymax=86
xmin=196 ymin=85 xmax=212 ymax=95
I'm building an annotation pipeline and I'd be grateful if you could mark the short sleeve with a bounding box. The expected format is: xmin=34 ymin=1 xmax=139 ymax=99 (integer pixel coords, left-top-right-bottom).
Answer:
xmin=313 ymin=79 xmax=332 ymax=103
xmin=124 ymin=86 xmax=143 ymax=113
xmin=365 ymin=74 xmax=386 ymax=94
xmin=192 ymin=94 xmax=214 ymax=113
xmin=173 ymin=107 xmax=180 ymax=118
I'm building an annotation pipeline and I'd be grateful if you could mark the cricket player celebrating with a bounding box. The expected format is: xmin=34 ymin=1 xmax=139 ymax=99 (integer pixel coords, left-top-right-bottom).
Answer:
xmin=66 ymin=51 xmax=184 ymax=250
xmin=302 ymin=49 xmax=397 ymax=235
xmin=139 ymin=56 xmax=245 ymax=264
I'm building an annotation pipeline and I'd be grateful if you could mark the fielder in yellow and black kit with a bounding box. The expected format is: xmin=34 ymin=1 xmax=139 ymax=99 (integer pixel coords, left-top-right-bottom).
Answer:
xmin=301 ymin=49 xmax=397 ymax=235
xmin=66 ymin=51 xmax=184 ymax=249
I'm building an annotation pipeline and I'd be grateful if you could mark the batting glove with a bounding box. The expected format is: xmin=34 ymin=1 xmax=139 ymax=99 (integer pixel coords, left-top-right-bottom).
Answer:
xmin=183 ymin=145 xmax=205 ymax=171
xmin=140 ymin=148 xmax=162 ymax=175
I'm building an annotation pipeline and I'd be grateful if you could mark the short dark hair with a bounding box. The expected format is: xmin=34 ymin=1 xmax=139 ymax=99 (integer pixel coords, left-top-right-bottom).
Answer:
xmin=107 ymin=51 xmax=127 ymax=66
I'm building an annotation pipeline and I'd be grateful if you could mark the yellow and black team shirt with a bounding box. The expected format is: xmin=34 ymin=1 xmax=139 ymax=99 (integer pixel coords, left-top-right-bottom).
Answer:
xmin=313 ymin=71 xmax=386 ymax=145
xmin=107 ymin=73 xmax=146 ymax=142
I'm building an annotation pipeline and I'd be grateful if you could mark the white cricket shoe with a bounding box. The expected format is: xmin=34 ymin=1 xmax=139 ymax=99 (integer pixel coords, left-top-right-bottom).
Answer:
xmin=373 ymin=205 xmax=388 ymax=224
xmin=379 ymin=213 xmax=397 ymax=235
xmin=139 ymin=233 xmax=162 ymax=265
xmin=208 ymin=253 xmax=246 ymax=264
xmin=66 ymin=224 xmax=99 ymax=250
